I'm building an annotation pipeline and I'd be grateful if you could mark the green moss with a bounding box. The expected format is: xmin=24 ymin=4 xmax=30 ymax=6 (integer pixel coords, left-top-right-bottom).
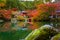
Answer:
xmin=25 ymin=25 xmax=58 ymax=40
xmin=51 ymin=33 xmax=60 ymax=40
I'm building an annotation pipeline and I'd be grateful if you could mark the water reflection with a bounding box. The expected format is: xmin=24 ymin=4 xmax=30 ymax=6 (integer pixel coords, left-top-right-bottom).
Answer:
xmin=0 ymin=21 xmax=60 ymax=40
xmin=0 ymin=22 xmax=60 ymax=32
xmin=49 ymin=22 xmax=60 ymax=31
xmin=0 ymin=22 xmax=11 ymax=32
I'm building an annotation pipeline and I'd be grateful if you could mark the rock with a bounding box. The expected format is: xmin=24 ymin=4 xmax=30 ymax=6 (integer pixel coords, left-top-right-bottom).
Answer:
xmin=25 ymin=25 xmax=58 ymax=40
xmin=51 ymin=33 xmax=60 ymax=40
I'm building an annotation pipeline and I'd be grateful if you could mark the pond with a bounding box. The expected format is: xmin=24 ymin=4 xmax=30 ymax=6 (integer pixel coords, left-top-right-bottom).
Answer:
xmin=0 ymin=21 xmax=60 ymax=40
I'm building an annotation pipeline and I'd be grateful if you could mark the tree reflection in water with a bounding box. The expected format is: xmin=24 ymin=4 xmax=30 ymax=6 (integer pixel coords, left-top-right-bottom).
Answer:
xmin=0 ymin=21 xmax=60 ymax=32
xmin=0 ymin=22 xmax=11 ymax=32
xmin=50 ymin=22 xmax=60 ymax=32
xmin=0 ymin=21 xmax=60 ymax=40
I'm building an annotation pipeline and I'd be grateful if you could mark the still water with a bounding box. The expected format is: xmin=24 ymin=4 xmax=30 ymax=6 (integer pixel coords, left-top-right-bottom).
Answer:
xmin=0 ymin=21 xmax=60 ymax=40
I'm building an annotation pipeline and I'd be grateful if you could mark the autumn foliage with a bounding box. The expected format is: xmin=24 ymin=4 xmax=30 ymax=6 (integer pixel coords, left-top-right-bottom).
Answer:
xmin=33 ymin=3 xmax=59 ymax=21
